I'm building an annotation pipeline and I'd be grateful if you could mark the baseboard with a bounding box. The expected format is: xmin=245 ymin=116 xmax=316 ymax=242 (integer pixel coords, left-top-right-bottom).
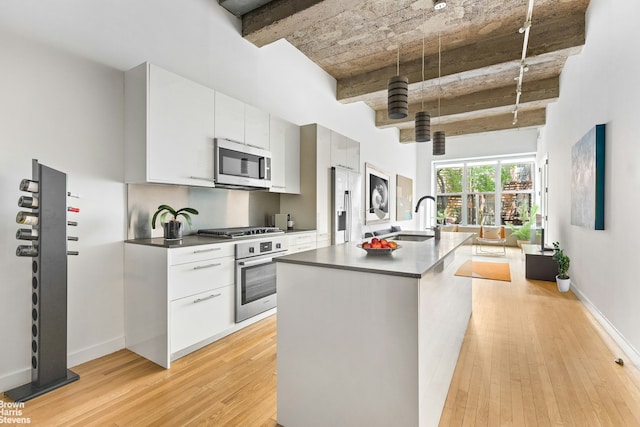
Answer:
xmin=1 ymin=336 xmax=125 ymax=395
xmin=571 ymin=284 xmax=640 ymax=369
xmin=68 ymin=336 xmax=125 ymax=368
xmin=0 ymin=369 xmax=31 ymax=395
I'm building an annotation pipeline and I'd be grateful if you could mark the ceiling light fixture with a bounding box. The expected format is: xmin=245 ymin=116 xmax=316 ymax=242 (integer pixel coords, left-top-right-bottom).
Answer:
xmin=415 ymin=11 xmax=431 ymax=143
xmin=388 ymin=45 xmax=409 ymax=119
xmin=433 ymin=32 xmax=445 ymax=156
xmin=513 ymin=0 xmax=535 ymax=125
xmin=434 ymin=0 xmax=447 ymax=11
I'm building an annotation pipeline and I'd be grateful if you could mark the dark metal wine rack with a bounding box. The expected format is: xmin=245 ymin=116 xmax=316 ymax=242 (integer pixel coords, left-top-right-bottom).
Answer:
xmin=6 ymin=159 xmax=79 ymax=402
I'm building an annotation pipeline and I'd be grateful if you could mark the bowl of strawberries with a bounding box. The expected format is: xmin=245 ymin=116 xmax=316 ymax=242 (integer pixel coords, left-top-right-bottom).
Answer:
xmin=357 ymin=237 xmax=400 ymax=255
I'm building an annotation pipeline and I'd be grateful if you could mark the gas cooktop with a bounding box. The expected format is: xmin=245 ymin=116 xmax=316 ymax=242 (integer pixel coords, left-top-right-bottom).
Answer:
xmin=197 ymin=226 xmax=284 ymax=239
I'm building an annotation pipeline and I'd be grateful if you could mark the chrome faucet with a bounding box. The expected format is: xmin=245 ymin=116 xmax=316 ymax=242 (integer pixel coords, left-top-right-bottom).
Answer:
xmin=415 ymin=195 xmax=440 ymax=240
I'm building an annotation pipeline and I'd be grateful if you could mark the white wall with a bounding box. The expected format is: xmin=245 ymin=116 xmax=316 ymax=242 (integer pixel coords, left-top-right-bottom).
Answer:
xmin=0 ymin=30 xmax=125 ymax=390
xmin=0 ymin=0 xmax=418 ymax=389
xmin=539 ymin=0 xmax=640 ymax=363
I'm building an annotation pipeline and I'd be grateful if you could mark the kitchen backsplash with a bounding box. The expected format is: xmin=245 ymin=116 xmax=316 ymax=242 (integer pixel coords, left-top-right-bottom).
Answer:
xmin=127 ymin=184 xmax=281 ymax=239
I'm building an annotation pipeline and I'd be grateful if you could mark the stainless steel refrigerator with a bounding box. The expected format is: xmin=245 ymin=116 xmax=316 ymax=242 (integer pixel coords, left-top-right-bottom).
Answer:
xmin=331 ymin=167 xmax=363 ymax=244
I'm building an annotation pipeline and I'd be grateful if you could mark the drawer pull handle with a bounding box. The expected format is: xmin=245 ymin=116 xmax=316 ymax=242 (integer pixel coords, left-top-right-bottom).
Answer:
xmin=189 ymin=176 xmax=216 ymax=182
xmin=193 ymin=248 xmax=221 ymax=254
xmin=193 ymin=262 xmax=222 ymax=270
xmin=193 ymin=293 xmax=221 ymax=304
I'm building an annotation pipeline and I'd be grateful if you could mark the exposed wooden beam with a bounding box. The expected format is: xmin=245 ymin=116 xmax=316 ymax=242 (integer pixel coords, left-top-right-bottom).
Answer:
xmin=398 ymin=108 xmax=547 ymax=142
xmin=376 ymin=77 xmax=558 ymax=128
xmin=337 ymin=15 xmax=584 ymax=103
xmin=243 ymin=0 xmax=337 ymax=46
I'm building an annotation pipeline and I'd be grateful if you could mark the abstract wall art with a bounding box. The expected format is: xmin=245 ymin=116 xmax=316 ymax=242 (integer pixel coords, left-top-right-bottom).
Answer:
xmin=571 ymin=124 xmax=606 ymax=230
xmin=365 ymin=163 xmax=390 ymax=224
xmin=396 ymin=174 xmax=413 ymax=220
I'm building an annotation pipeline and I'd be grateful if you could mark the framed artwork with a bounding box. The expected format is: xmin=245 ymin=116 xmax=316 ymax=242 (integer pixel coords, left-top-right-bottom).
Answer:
xmin=365 ymin=163 xmax=390 ymax=224
xmin=396 ymin=174 xmax=413 ymax=220
xmin=571 ymin=124 xmax=605 ymax=230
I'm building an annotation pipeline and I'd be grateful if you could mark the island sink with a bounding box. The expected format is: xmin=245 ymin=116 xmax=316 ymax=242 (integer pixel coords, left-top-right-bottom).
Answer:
xmin=392 ymin=234 xmax=434 ymax=242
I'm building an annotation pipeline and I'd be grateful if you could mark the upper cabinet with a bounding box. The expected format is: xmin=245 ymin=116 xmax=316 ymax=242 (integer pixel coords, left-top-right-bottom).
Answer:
xmin=244 ymin=104 xmax=270 ymax=151
xmin=214 ymin=93 xmax=270 ymax=151
xmin=125 ymin=63 xmax=216 ymax=187
xmin=214 ymin=92 xmax=244 ymax=143
xmin=330 ymin=131 xmax=360 ymax=172
xmin=269 ymin=115 xmax=300 ymax=194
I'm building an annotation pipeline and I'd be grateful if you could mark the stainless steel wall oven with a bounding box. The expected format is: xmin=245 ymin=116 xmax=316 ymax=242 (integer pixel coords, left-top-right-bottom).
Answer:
xmin=234 ymin=236 xmax=287 ymax=322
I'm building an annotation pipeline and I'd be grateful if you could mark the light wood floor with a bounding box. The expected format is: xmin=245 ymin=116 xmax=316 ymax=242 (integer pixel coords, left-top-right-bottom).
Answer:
xmin=3 ymin=247 xmax=640 ymax=426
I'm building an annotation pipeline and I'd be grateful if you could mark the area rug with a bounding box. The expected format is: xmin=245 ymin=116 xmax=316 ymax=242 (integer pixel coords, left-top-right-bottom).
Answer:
xmin=455 ymin=260 xmax=511 ymax=282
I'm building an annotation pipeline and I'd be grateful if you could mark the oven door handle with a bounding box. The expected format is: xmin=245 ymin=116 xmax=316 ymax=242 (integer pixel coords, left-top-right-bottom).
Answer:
xmin=238 ymin=257 xmax=274 ymax=267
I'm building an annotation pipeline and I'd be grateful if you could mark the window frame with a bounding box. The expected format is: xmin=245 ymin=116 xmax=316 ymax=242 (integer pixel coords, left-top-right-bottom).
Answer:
xmin=433 ymin=154 xmax=537 ymax=227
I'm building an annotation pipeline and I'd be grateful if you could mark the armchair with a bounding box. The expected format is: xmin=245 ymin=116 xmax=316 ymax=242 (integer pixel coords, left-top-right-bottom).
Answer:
xmin=475 ymin=226 xmax=506 ymax=256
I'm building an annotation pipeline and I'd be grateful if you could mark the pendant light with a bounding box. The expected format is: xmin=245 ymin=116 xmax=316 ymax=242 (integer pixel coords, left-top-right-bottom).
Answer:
xmin=433 ymin=32 xmax=445 ymax=156
xmin=415 ymin=11 xmax=431 ymax=142
xmin=388 ymin=44 xmax=409 ymax=120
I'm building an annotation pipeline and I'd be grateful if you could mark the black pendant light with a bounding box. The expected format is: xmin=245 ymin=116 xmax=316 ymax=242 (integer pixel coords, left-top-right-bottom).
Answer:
xmin=415 ymin=12 xmax=431 ymax=142
xmin=388 ymin=45 xmax=409 ymax=120
xmin=433 ymin=32 xmax=445 ymax=156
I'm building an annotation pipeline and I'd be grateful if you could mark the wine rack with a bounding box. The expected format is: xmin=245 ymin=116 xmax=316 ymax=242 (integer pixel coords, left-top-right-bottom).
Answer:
xmin=5 ymin=159 xmax=80 ymax=402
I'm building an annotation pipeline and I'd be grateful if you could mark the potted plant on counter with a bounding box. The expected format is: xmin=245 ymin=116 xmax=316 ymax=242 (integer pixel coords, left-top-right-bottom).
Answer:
xmin=152 ymin=204 xmax=199 ymax=240
xmin=552 ymin=241 xmax=571 ymax=292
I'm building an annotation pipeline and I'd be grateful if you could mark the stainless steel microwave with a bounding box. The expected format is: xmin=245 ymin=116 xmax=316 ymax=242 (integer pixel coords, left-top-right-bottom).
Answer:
xmin=214 ymin=138 xmax=271 ymax=190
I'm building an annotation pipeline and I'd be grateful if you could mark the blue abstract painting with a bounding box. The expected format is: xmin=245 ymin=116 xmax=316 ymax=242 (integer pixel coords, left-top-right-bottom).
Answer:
xmin=570 ymin=124 xmax=605 ymax=230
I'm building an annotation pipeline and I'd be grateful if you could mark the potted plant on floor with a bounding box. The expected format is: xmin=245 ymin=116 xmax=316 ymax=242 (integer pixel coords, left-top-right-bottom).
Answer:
xmin=508 ymin=203 xmax=538 ymax=248
xmin=152 ymin=204 xmax=199 ymax=240
xmin=552 ymin=241 xmax=571 ymax=292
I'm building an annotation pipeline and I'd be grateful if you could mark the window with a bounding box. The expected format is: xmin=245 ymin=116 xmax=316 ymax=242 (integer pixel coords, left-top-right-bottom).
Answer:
xmin=435 ymin=165 xmax=462 ymax=224
xmin=467 ymin=163 xmax=496 ymax=225
xmin=434 ymin=156 xmax=535 ymax=226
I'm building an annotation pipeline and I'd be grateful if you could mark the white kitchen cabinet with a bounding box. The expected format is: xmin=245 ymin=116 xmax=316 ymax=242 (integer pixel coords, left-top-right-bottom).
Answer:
xmin=214 ymin=93 xmax=270 ymax=151
xmin=330 ymin=131 xmax=360 ymax=172
xmin=270 ymin=115 xmax=300 ymax=194
xmin=124 ymin=241 xmax=236 ymax=368
xmin=124 ymin=62 xmax=216 ymax=187
xmin=170 ymin=285 xmax=234 ymax=354
xmin=280 ymin=124 xmax=332 ymax=247
xmin=245 ymin=104 xmax=270 ymax=150
xmin=214 ymin=92 xmax=245 ymax=143
xmin=287 ymin=231 xmax=317 ymax=254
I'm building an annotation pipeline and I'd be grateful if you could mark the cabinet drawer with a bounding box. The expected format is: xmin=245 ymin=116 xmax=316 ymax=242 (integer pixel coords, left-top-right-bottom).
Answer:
xmin=169 ymin=258 xmax=234 ymax=300
xmin=289 ymin=232 xmax=316 ymax=246
xmin=169 ymin=243 xmax=234 ymax=266
xmin=170 ymin=286 xmax=234 ymax=354
xmin=289 ymin=243 xmax=317 ymax=255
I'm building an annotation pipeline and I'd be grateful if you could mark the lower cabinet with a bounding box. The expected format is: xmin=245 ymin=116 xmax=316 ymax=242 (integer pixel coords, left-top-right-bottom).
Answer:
xmin=288 ymin=231 xmax=317 ymax=254
xmin=125 ymin=241 xmax=237 ymax=368
xmin=170 ymin=286 xmax=234 ymax=354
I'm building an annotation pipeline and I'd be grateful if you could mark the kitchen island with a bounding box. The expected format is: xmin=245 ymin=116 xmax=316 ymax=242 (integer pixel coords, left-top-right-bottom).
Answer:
xmin=275 ymin=231 xmax=473 ymax=427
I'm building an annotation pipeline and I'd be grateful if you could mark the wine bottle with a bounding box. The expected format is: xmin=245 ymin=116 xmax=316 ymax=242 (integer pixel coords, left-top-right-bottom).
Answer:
xmin=67 ymin=251 xmax=79 ymax=256
xmin=17 ymin=228 xmax=39 ymax=241
xmin=67 ymin=220 xmax=78 ymax=226
xmin=16 ymin=211 xmax=39 ymax=225
xmin=67 ymin=236 xmax=79 ymax=241
xmin=16 ymin=245 xmax=38 ymax=257
xmin=68 ymin=206 xmax=80 ymax=213
xmin=19 ymin=179 xmax=39 ymax=193
xmin=18 ymin=196 xmax=39 ymax=209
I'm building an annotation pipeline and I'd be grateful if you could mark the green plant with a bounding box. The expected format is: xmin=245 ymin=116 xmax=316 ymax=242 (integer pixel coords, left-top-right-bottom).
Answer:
xmin=552 ymin=241 xmax=570 ymax=279
xmin=508 ymin=203 xmax=538 ymax=240
xmin=151 ymin=205 xmax=199 ymax=229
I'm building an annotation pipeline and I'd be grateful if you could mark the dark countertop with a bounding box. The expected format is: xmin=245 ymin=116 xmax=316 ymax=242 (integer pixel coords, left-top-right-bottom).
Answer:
xmin=275 ymin=231 xmax=473 ymax=278
xmin=125 ymin=228 xmax=317 ymax=249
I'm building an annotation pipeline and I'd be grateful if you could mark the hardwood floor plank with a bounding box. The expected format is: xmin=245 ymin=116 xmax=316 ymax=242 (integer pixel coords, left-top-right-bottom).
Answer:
xmin=3 ymin=249 xmax=640 ymax=426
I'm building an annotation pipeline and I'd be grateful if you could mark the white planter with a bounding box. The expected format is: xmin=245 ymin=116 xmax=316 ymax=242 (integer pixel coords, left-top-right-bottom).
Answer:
xmin=556 ymin=275 xmax=570 ymax=292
